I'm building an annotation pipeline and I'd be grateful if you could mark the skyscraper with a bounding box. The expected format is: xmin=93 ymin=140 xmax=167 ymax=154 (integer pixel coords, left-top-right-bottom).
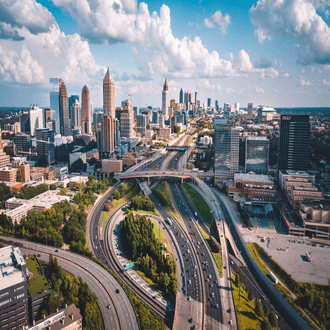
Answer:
xmin=278 ymin=114 xmax=310 ymax=171
xmin=120 ymin=110 xmax=134 ymax=139
xmin=36 ymin=128 xmax=55 ymax=165
xmin=162 ymin=79 xmax=169 ymax=118
xmin=103 ymin=67 xmax=115 ymax=118
xmin=245 ymin=136 xmax=269 ymax=174
xmin=214 ymin=118 xmax=239 ymax=180
xmin=179 ymin=88 xmax=183 ymax=104
xmin=29 ymin=105 xmax=44 ymax=136
xmin=50 ymin=78 xmax=60 ymax=134
xmin=215 ymin=100 xmax=219 ymax=111
xmin=207 ymin=98 xmax=212 ymax=108
xmin=184 ymin=91 xmax=189 ymax=103
xmin=81 ymin=85 xmax=92 ymax=134
xmin=59 ymin=79 xmax=71 ymax=136
xmin=73 ymin=99 xmax=82 ymax=130
xmin=102 ymin=67 xmax=115 ymax=156
xmin=248 ymin=103 xmax=253 ymax=119
xmin=69 ymin=95 xmax=79 ymax=128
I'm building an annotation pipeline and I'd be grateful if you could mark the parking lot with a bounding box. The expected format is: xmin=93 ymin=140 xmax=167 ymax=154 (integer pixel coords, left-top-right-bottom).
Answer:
xmin=238 ymin=218 xmax=330 ymax=285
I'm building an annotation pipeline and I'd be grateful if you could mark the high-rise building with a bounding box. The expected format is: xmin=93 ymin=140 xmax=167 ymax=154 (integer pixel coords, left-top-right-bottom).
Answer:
xmin=36 ymin=128 xmax=55 ymax=165
xmin=120 ymin=110 xmax=134 ymax=139
xmin=72 ymin=99 xmax=82 ymax=130
xmin=0 ymin=246 xmax=29 ymax=330
xmin=162 ymin=79 xmax=169 ymax=118
xmin=13 ymin=133 xmax=30 ymax=152
xmin=102 ymin=67 xmax=115 ymax=155
xmin=170 ymin=99 xmax=176 ymax=109
xmin=214 ymin=118 xmax=239 ymax=180
xmin=44 ymin=108 xmax=51 ymax=127
xmin=235 ymin=103 xmax=240 ymax=111
xmin=224 ymin=103 xmax=230 ymax=113
xmin=248 ymin=103 xmax=253 ymax=119
xmin=59 ymin=79 xmax=70 ymax=136
xmin=29 ymin=105 xmax=44 ymax=136
xmin=215 ymin=100 xmax=219 ymax=111
xmin=179 ymin=88 xmax=183 ymax=104
xmin=50 ymin=78 xmax=61 ymax=134
xmin=101 ymin=115 xmax=113 ymax=157
xmin=114 ymin=119 xmax=120 ymax=148
xmin=81 ymin=85 xmax=92 ymax=134
xmin=137 ymin=114 xmax=147 ymax=135
xmin=245 ymin=136 xmax=269 ymax=174
xmin=0 ymin=130 xmax=10 ymax=167
xmin=207 ymin=98 xmax=212 ymax=108
xmin=278 ymin=114 xmax=310 ymax=171
xmin=19 ymin=111 xmax=30 ymax=134
xmin=189 ymin=93 xmax=192 ymax=103
xmin=152 ymin=111 xmax=159 ymax=124
xmin=103 ymin=67 xmax=115 ymax=118
xmin=69 ymin=95 xmax=79 ymax=128
xmin=184 ymin=91 xmax=189 ymax=103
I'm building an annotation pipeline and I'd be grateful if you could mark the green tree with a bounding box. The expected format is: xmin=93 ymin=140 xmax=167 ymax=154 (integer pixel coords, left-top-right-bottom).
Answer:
xmin=268 ymin=311 xmax=277 ymax=328
xmin=261 ymin=319 xmax=272 ymax=330
xmin=16 ymin=169 xmax=22 ymax=182
xmin=248 ymin=288 xmax=253 ymax=301
xmin=255 ymin=299 xmax=263 ymax=318
xmin=263 ymin=304 xmax=270 ymax=318
xmin=50 ymin=183 xmax=57 ymax=190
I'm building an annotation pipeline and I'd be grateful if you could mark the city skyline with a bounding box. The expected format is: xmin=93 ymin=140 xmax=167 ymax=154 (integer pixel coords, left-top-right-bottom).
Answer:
xmin=1 ymin=0 xmax=330 ymax=108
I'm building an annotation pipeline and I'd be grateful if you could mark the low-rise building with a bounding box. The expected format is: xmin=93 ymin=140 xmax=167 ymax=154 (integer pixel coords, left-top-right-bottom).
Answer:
xmin=86 ymin=149 xmax=99 ymax=161
xmin=69 ymin=152 xmax=87 ymax=165
xmin=12 ymin=157 xmax=30 ymax=183
xmin=159 ymin=128 xmax=171 ymax=140
xmin=0 ymin=166 xmax=18 ymax=182
xmin=278 ymin=170 xmax=315 ymax=190
xmin=30 ymin=303 xmax=82 ymax=330
xmin=30 ymin=167 xmax=56 ymax=181
xmin=102 ymin=159 xmax=123 ymax=174
xmin=299 ymin=201 xmax=330 ymax=238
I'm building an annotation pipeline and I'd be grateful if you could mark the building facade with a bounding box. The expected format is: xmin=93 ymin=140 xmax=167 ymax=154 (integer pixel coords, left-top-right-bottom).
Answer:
xmin=101 ymin=115 xmax=114 ymax=157
xmin=248 ymin=103 xmax=253 ymax=119
xmin=245 ymin=136 xmax=269 ymax=174
xmin=29 ymin=105 xmax=44 ymax=136
xmin=68 ymin=95 xmax=79 ymax=129
xmin=278 ymin=114 xmax=310 ymax=171
xmin=137 ymin=114 xmax=147 ymax=136
xmin=36 ymin=128 xmax=55 ymax=165
xmin=50 ymin=78 xmax=61 ymax=134
xmin=120 ymin=110 xmax=134 ymax=139
xmin=214 ymin=118 xmax=239 ymax=180
xmin=162 ymin=79 xmax=169 ymax=119
xmin=59 ymin=79 xmax=71 ymax=136
xmin=81 ymin=85 xmax=92 ymax=134
xmin=72 ymin=99 xmax=82 ymax=130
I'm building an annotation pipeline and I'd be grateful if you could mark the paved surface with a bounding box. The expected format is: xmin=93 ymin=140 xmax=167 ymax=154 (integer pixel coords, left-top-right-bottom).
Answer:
xmin=0 ymin=235 xmax=139 ymax=330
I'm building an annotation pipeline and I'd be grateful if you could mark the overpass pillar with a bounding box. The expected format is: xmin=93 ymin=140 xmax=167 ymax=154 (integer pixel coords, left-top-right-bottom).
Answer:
xmin=181 ymin=177 xmax=183 ymax=184
xmin=148 ymin=177 xmax=150 ymax=185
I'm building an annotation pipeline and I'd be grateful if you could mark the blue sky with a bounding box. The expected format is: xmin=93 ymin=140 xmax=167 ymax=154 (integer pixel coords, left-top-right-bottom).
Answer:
xmin=1 ymin=0 xmax=330 ymax=108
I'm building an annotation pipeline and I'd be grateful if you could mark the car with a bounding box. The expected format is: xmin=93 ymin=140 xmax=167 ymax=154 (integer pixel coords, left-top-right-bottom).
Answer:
xmin=163 ymin=172 xmax=165 ymax=174
xmin=188 ymin=280 xmax=191 ymax=284
xmin=115 ymin=289 xmax=120 ymax=293
xmin=107 ymin=304 xmax=111 ymax=309
xmin=230 ymin=261 xmax=234 ymax=265
xmin=211 ymin=293 xmax=214 ymax=297
xmin=188 ymin=296 xmax=191 ymax=301
xmin=214 ymin=280 xmax=217 ymax=284
xmin=36 ymin=245 xmax=39 ymax=247
xmin=206 ymin=278 xmax=209 ymax=282
xmin=215 ymin=304 xmax=219 ymax=308
xmin=193 ymin=273 xmax=196 ymax=277
xmin=229 ymin=320 xmax=233 ymax=325
xmin=54 ymin=249 xmax=58 ymax=252
xmin=210 ymin=283 xmax=213 ymax=287
xmin=193 ymin=265 xmax=196 ymax=269
xmin=208 ymin=274 xmax=211 ymax=278
xmin=37 ymin=254 xmax=41 ymax=257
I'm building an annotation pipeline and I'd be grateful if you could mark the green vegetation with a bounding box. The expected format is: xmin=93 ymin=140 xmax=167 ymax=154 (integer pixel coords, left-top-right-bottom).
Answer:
xmin=121 ymin=213 xmax=177 ymax=295
xmin=13 ymin=183 xmax=48 ymax=199
xmin=130 ymin=192 xmax=155 ymax=213
xmin=50 ymin=183 xmax=57 ymax=190
xmin=57 ymin=188 xmax=67 ymax=195
xmin=0 ymin=183 xmax=11 ymax=209
xmin=74 ymin=191 xmax=97 ymax=208
xmin=41 ymin=254 xmax=104 ymax=330
xmin=152 ymin=164 xmax=159 ymax=170
xmin=154 ymin=182 xmax=179 ymax=221
xmin=248 ymin=242 xmax=327 ymax=330
xmin=16 ymin=168 xmax=22 ymax=182
xmin=237 ymin=203 xmax=252 ymax=228
xmin=84 ymin=174 xmax=114 ymax=195
xmin=186 ymin=164 xmax=193 ymax=170
xmin=182 ymin=183 xmax=215 ymax=230
xmin=26 ymin=257 xmax=50 ymax=298
xmin=101 ymin=211 xmax=110 ymax=227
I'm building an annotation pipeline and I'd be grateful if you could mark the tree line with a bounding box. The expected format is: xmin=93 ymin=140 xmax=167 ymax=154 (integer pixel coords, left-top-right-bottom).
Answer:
xmin=13 ymin=183 xmax=49 ymax=199
xmin=121 ymin=213 xmax=177 ymax=295
xmin=130 ymin=192 xmax=155 ymax=212
xmin=40 ymin=253 xmax=104 ymax=330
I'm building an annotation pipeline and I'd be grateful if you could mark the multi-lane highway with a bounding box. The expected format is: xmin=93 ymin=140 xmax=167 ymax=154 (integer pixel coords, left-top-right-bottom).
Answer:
xmin=0 ymin=236 xmax=139 ymax=330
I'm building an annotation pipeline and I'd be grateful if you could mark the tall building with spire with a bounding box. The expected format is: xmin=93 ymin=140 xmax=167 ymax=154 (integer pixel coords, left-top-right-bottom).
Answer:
xmin=101 ymin=67 xmax=115 ymax=156
xmin=59 ymin=79 xmax=70 ymax=136
xmin=103 ymin=67 xmax=115 ymax=118
xmin=162 ymin=79 xmax=169 ymax=119
xmin=81 ymin=85 xmax=92 ymax=134
xmin=179 ymin=88 xmax=183 ymax=104
xmin=50 ymin=78 xmax=60 ymax=134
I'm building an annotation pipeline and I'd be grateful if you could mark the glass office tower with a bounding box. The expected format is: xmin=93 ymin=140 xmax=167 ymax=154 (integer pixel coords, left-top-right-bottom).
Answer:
xmin=50 ymin=78 xmax=60 ymax=134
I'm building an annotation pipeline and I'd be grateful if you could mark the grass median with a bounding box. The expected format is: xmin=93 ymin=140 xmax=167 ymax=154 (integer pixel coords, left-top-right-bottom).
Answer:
xmin=154 ymin=182 xmax=179 ymax=221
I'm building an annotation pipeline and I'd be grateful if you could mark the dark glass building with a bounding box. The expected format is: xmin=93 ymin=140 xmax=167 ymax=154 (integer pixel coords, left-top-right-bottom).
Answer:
xmin=278 ymin=114 xmax=310 ymax=171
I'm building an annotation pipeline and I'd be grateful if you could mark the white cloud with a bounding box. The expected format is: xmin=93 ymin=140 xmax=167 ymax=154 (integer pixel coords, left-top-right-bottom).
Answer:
xmin=321 ymin=78 xmax=330 ymax=86
xmin=188 ymin=22 xmax=194 ymax=26
xmin=250 ymin=0 xmax=330 ymax=64
xmin=0 ymin=45 xmax=45 ymax=84
xmin=225 ymin=87 xmax=235 ymax=94
xmin=254 ymin=27 xmax=272 ymax=43
xmin=204 ymin=10 xmax=231 ymax=34
xmin=196 ymin=79 xmax=221 ymax=91
xmin=299 ymin=75 xmax=314 ymax=86
xmin=0 ymin=0 xmax=56 ymax=37
xmin=253 ymin=86 xmax=265 ymax=94
xmin=282 ymin=72 xmax=290 ymax=78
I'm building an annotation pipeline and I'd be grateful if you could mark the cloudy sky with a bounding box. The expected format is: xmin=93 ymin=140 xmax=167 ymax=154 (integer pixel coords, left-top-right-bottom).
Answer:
xmin=1 ymin=0 xmax=330 ymax=108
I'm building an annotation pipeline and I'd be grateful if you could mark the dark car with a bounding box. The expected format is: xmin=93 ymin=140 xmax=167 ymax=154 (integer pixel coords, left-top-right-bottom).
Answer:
xmin=115 ymin=289 xmax=120 ymax=293
xmin=54 ymin=249 xmax=58 ymax=252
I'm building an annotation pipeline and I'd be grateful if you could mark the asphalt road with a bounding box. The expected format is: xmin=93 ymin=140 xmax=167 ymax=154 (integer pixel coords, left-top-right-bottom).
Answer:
xmin=0 ymin=236 xmax=139 ymax=330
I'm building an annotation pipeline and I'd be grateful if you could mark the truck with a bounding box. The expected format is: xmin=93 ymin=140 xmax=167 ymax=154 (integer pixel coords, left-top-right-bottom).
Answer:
xmin=166 ymin=217 xmax=172 ymax=226
xmin=269 ymin=271 xmax=279 ymax=284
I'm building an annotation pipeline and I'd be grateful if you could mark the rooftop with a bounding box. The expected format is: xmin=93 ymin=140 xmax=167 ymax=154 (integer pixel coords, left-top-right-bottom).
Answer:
xmin=0 ymin=246 xmax=26 ymax=291
xmin=235 ymin=173 xmax=274 ymax=183
xmin=300 ymin=200 xmax=330 ymax=211
xmin=280 ymin=170 xmax=314 ymax=176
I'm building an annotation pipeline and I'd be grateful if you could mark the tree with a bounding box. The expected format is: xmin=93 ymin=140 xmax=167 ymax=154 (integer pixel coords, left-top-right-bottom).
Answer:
xmin=50 ymin=183 xmax=57 ymax=190
xmin=268 ymin=311 xmax=277 ymax=328
xmin=71 ymin=158 xmax=86 ymax=172
xmin=255 ymin=299 xmax=263 ymax=318
xmin=248 ymin=288 xmax=253 ymax=301
xmin=16 ymin=169 xmax=22 ymax=182
xmin=261 ymin=319 xmax=272 ymax=330
xmin=263 ymin=304 xmax=270 ymax=318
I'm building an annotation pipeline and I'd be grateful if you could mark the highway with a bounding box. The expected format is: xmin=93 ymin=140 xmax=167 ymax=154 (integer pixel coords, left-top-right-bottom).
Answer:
xmin=213 ymin=190 xmax=311 ymax=330
xmin=0 ymin=235 xmax=139 ymax=330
